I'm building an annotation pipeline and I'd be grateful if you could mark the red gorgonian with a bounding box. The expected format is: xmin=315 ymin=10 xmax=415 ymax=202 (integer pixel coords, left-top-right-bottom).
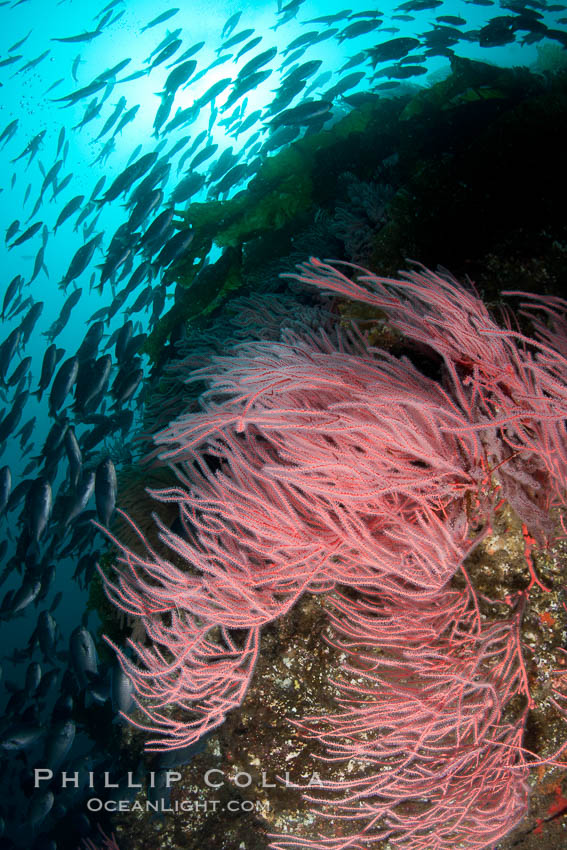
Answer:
xmin=100 ymin=259 xmax=567 ymax=849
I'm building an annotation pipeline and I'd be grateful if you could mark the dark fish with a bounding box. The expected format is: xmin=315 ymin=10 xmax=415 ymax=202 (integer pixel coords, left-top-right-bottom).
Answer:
xmin=117 ymin=69 xmax=149 ymax=84
xmin=74 ymin=202 xmax=97 ymax=231
xmin=195 ymin=77 xmax=231 ymax=108
xmin=95 ymin=0 xmax=123 ymax=19
xmin=168 ymin=40 xmax=205 ymax=66
xmin=338 ymin=52 xmax=366 ymax=73
xmin=269 ymin=99 xmax=332 ymax=128
xmin=35 ymin=344 xmax=61 ymax=400
xmin=147 ymin=28 xmax=182 ymax=61
xmin=98 ymin=228 xmax=135 ymax=289
xmin=283 ymin=59 xmax=323 ymax=85
xmin=323 ymin=71 xmax=365 ymax=99
xmin=59 ymin=234 xmax=103 ymax=289
xmin=52 ymin=29 xmax=103 ymax=43
xmin=213 ymin=162 xmax=248 ymax=195
xmin=95 ymin=57 xmax=132 ymax=82
xmin=45 ymin=719 xmax=75 ymax=770
xmin=127 ymin=187 xmax=163 ymax=232
xmin=14 ymin=49 xmax=50 ymax=74
xmin=71 ymin=53 xmax=82 ymax=82
xmin=190 ymin=143 xmax=218 ymax=170
xmin=50 ymin=591 xmax=62 ymax=612
xmin=61 ymin=470 xmax=96 ymax=528
xmin=153 ymin=93 xmax=175 ymax=136
xmin=380 ymin=63 xmax=427 ymax=79
xmin=98 ymin=8 xmax=115 ymax=29
xmin=2 ymin=576 xmax=41 ymax=618
xmin=150 ymin=38 xmax=182 ymax=69
xmin=108 ymin=7 xmax=125 ymax=26
xmin=11 ymin=129 xmax=46 ymax=165
xmin=182 ymin=128 xmax=208 ymax=160
xmin=0 ymin=53 xmax=23 ymax=68
xmin=167 ymin=134 xmax=192 ymax=158
xmin=8 ymin=220 xmax=42 ymax=248
xmin=111 ymin=665 xmax=134 ymax=715
xmin=237 ymin=46 xmax=277 ymax=81
xmin=70 ymin=625 xmax=98 ymax=688
xmin=100 ymin=151 xmax=158 ymax=203
xmin=235 ymin=35 xmax=263 ymax=61
xmin=1 ymin=724 xmax=43 ymax=751
xmin=5 ymin=294 xmax=32 ymax=323
xmin=112 ymin=320 xmax=133 ymax=361
xmin=73 ymin=97 xmax=103 ymax=131
xmin=40 ymin=419 xmax=69 ymax=465
xmin=19 ymin=301 xmax=44 ymax=345
xmin=5 ymin=482 xmax=31 ymax=521
xmin=338 ymin=18 xmax=382 ymax=40
xmin=0 ymin=54 xmax=22 ymax=68
xmin=366 ymin=37 xmax=421 ymax=64
xmin=44 ymin=288 xmax=82 ymax=342
xmin=28 ymin=790 xmax=54 ymax=833
xmin=17 ymin=416 xmax=36 ymax=450
xmin=90 ymin=176 xmax=106 ymax=203
xmin=37 ymin=610 xmax=58 ymax=661
xmin=209 ymin=147 xmax=238 ymax=182
xmin=5 ymin=219 xmax=20 ymax=242
xmin=54 ymin=194 xmax=85 ymax=233
xmin=7 ymin=356 xmax=32 ymax=388
xmin=193 ymin=53 xmax=233 ymax=84
xmin=25 ymin=478 xmax=52 ymax=543
xmin=77 ymin=320 xmax=105 ymax=361
xmin=0 ymin=466 xmax=11 ymax=514
xmin=141 ymin=7 xmax=180 ymax=31
xmin=154 ymin=228 xmax=194 ymax=268
xmin=54 ymin=177 xmax=73 ymax=204
xmin=0 ymin=327 xmax=22 ymax=383
xmin=75 ymin=355 xmax=112 ymax=413
xmin=139 ymin=207 xmax=175 ymax=252
xmin=218 ymin=28 xmax=255 ymax=53
xmin=127 ymin=284 xmax=153 ymax=315
xmin=128 ymin=157 xmax=170 ymax=203
xmin=282 ymin=29 xmax=320 ymax=55
xmin=49 ymin=356 xmax=79 ymax=415
xmin=0 ymin=119 xmax=18 ymax=147
xmin=397 ymin=0 xmax=442 ymax=8
xmin=123 ymin=333 xmax=147 ymax=361
xmin=221 ymin=10 xmax=242 ymax=38
xmin=95 ymin=458 xmax=117 ymax=526
xmin=25 ymin=661 xmax=42 ymax=693
xmin=350 ymin=8 xmax=383 ymax=18
xmin=436 ymin=14 xmax=466 ymax=24
xmin=9 ymin=29 xmax=32 ymax=52
xmin=30 ymin=244 xmax=47 ymax=284
xmin=169 ymin=172 xmax=206 ymax=204
xmin=125 ymin=144 xmax=143 ymax=168
xmin=230 ymin=109 xmax=261 ymax=138
xmin=53 ymin=79 xmax=107 ymax=106
xmin=1 ymin=274 xmax=22 ymax=318
xmin=223 ymin=69 xmax=272 ymax=111
xmin=64 ymin=426 xmax=82 ymax=489
xmin=163 ymin=59 xmax=197 ymax=98
xmin=479 ymin=16 xmax=517 ymax=46
xmin=112 ymin=366 xmax=142 ymax=406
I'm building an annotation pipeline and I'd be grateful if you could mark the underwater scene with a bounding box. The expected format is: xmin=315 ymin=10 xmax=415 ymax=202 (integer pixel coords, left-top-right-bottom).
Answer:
xmin=1 ymin=0 xmax=567 ymax=848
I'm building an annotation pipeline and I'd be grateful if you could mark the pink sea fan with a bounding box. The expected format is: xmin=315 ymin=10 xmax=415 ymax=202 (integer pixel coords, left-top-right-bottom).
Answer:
xmin=80 ymin=827 xmax=120 ymax=850
xmin=100 ymin=258 xmax=567 ymax=849
xmin=269 ymin=585 xmax=534 ymax=850
xmin=100 ymin=321 xmax=491 ymax=748
xmin=286 ymin=258 xmax=567 ymax=534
